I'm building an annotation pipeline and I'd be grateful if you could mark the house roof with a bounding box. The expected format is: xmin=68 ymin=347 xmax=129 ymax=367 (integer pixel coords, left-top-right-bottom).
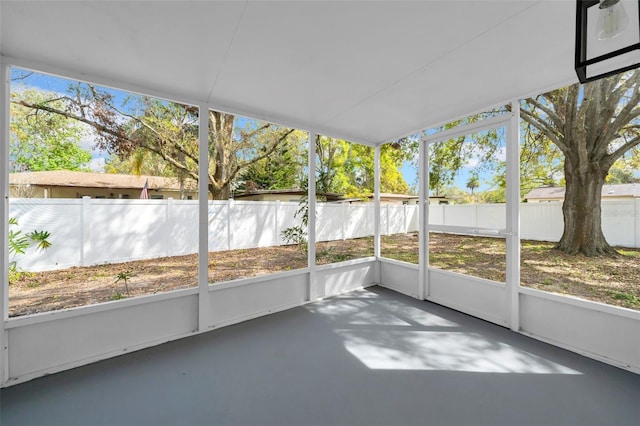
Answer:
xmin=234 ymin=188 xmax=343 ymax=202
xmin=367 ymin=193 xmax=419 ymax=200
xmin=0 ymin=1 xmax=576 ymax=145
xmin=9 ymin=171 xmax=196 ymax=191
xmin=525 ymin=184 xmax=640 ymax=200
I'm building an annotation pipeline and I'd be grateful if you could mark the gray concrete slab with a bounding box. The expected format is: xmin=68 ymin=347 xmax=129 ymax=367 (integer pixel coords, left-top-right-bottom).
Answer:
xmin=2 ymin=286 xmax=639 ymax=426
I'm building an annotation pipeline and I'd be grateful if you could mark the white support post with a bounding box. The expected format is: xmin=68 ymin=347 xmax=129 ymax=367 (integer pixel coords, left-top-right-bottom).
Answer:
xmin=374 ymin=145 xmax=381 ymax=283
xmin=308 ymin=131 xmax=318 ymax=301
xmin=197 ymin=104 xmax=211 ymax=332
xmin=506 ymin=100 xmax=521 ymax=332
xmin=418 ymin=138 xmax=429 ymax=300
xmin=1 ymin=60 xmax=10 ymax=385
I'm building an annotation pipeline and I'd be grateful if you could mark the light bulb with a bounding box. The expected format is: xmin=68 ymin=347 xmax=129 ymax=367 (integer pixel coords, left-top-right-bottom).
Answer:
xmin=597 ymin=0 xmax=629 ymax=40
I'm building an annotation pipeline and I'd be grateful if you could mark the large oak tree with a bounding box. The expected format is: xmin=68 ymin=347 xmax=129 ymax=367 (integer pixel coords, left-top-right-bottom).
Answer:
xmin=11 ymin=83 xmax=296 ymax=199
xmin=521 ymin=71 xmax=640 ymax=256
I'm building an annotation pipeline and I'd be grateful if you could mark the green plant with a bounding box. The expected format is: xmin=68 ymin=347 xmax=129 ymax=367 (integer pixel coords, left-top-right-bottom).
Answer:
xmin=8 ymin=267 xmax=24 ymax=284
xmin=115 ymin=270 xmax=133 ymax=296
xmin=281 ymin=225 xmax=308 ymax=252
xmin=110 ymin=292 xmax=126 ymax=301
xmin=8 ymin=217 xmax=52 ymax=283
xmin=329 ymin=252 xmax=350 ymax=263
xmin=609 ymin=291 xmax=639 ymax=305
xmin=9 ymin=218 xmax=52 ymax=255
xmin=25 ymin=280 xmax=40 ymax=288
xmin=281 ymin=177 xmax=315 ymax=253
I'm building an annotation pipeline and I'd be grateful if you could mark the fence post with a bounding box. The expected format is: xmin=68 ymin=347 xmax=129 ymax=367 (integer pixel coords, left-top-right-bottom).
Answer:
xmin=636 ymin=198 xmax=640 ymax=249
xmin=385 ymin=204 xmax=390 ymax=236
xmin=404 ymin=204 xmax=408 ymax=234
xmin=166 ymin=198 xmax=174 ymax=257
xmin=227 ymin=199 xmax=233 ymax=251
xmin=474 ymin=204 xmax=479 ymax=228
xmin=274 ymin=201 xmax=280 ymax=246
xmin=81 ymin=196 xmax=91 ymax=266
xmin=342 ymin=203 xmax=348 ymax=240
xmin=441 ymin=203 xmax=446 ymax=227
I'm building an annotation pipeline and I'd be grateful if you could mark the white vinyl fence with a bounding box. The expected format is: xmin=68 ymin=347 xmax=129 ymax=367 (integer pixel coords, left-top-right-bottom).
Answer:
xmin=9 ymin=198 xmax=377 ymax=271
xmin=426 ymin=200 xmax=640 ymax=248
xmin=9 ymin=198 xmax=640 ymax=271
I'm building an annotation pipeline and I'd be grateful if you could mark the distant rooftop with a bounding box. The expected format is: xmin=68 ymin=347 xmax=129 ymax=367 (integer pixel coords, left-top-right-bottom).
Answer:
xmin=233 ymin=188 xmax=344 ymax=202
xmin=525 ymin=183 xmax=640 ymax=201
xmin=9 ymin=171 xmax=196 ymax=191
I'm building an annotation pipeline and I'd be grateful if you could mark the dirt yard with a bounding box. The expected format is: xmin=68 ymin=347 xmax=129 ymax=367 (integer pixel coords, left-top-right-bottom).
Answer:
xmin=9 ymin=238 xmax=373 ymax=317
xmin=8 ymin=233 xmax=639 ymax=316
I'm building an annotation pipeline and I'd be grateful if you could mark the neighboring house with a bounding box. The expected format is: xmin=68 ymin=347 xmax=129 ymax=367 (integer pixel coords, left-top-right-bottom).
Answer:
xmin=525 ymin=183 xmax=640 ymax=203
xmin=366 ymin=193 xmax=419 ymax=205
xmin=9 ymin=171 xmax=199 ymax=200
xmin=360 ymin=193 xmax=458 ymax=205
xmin=233 ymin=188 xmax=344 ymax=203
xmin=235 ymin=190 xmax=426 ymax=205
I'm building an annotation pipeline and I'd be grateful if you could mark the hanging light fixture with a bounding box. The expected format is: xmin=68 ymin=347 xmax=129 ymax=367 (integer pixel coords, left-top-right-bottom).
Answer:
xmin=575 ymin=0 xmax=640 ymax=83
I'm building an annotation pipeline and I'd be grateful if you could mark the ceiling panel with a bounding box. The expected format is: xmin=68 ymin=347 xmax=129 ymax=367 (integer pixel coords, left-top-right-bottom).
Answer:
xmin=1 ymin=0 xmax=579 ymax=143
xmin=1 ymin=1 xmax=246 ymax=102
xmin=326 ymin=1 xmax=577 ymax=142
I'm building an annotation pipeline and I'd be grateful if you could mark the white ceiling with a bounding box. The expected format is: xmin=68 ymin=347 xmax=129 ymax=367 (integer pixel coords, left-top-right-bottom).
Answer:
xmin=0 ymin=0 xmax=578 ymax=144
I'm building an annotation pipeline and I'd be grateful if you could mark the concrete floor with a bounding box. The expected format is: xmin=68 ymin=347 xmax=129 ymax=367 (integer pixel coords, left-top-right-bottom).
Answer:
xmin=2 ymin=286 xmax=639 ymax=426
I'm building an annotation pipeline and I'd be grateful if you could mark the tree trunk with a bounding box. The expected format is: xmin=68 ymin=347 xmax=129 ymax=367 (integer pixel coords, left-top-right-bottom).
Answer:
xmin=209 ymin=110 xmax=235 ymax=200
xmin=555 ymin=157 xmax=616 ymax=256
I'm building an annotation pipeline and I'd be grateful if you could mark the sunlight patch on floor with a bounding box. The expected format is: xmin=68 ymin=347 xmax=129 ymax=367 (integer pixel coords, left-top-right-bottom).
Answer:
xmin=337 ymin=330 xmax=582 ymax=374
xmin=309 ymin=299 xmax=459 ymax=327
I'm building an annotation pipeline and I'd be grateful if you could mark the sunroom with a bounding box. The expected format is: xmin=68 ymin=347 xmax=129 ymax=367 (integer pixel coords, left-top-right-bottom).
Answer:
xmin=1 ymin=1 xmax=639 ymax=425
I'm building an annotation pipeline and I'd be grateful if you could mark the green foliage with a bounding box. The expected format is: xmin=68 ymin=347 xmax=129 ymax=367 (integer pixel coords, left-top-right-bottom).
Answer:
xmin=609 ymin=291 xmax=639 ymax=307
xmin=281 ymin=177 xmax=311 ymax=252
xmin=110 ymin=292 xmax=126 ymax=301
xmin=8 ymin=217 xmax=53 ymax=283
xmin=316 ymin=136 xmax=412 ymax=199
xmin=8 ymin=267 xmax=26 ymax=285
xmin=606 ymin=149 xmax=640 ymax=184
xmin=315 ymin=136 xmax=370 ymax=198
xmin=316 ymin=247 xmax=352 ymax=263
xmin=281 ymin=226 xmax=308 ymax=252
xmin=466 ymin=174 xmax=480 ymax=195
xmin=13 ymin=74 xmax=416 ymax=202
xmin=104 ymin=148 xmax=175 ymax=177
xmin=477 ymin=187 xmax=506 ymax=204
xmin=380 ymin=143 xmax=412 ymax=194
xmin=10 ymin=88 xmax=92 ymax=172
xmin=8 ymin=218 xmax=52 ymax=256
xmin=115 ymin=270 xmax=133 ymax=296
xmin=12 ymin=77 xmax=297 ymax=200
xmin=238 ymin=134 xmax=307 ymax=191
xmin=282 ymin=137 xmax=414 ymax=253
